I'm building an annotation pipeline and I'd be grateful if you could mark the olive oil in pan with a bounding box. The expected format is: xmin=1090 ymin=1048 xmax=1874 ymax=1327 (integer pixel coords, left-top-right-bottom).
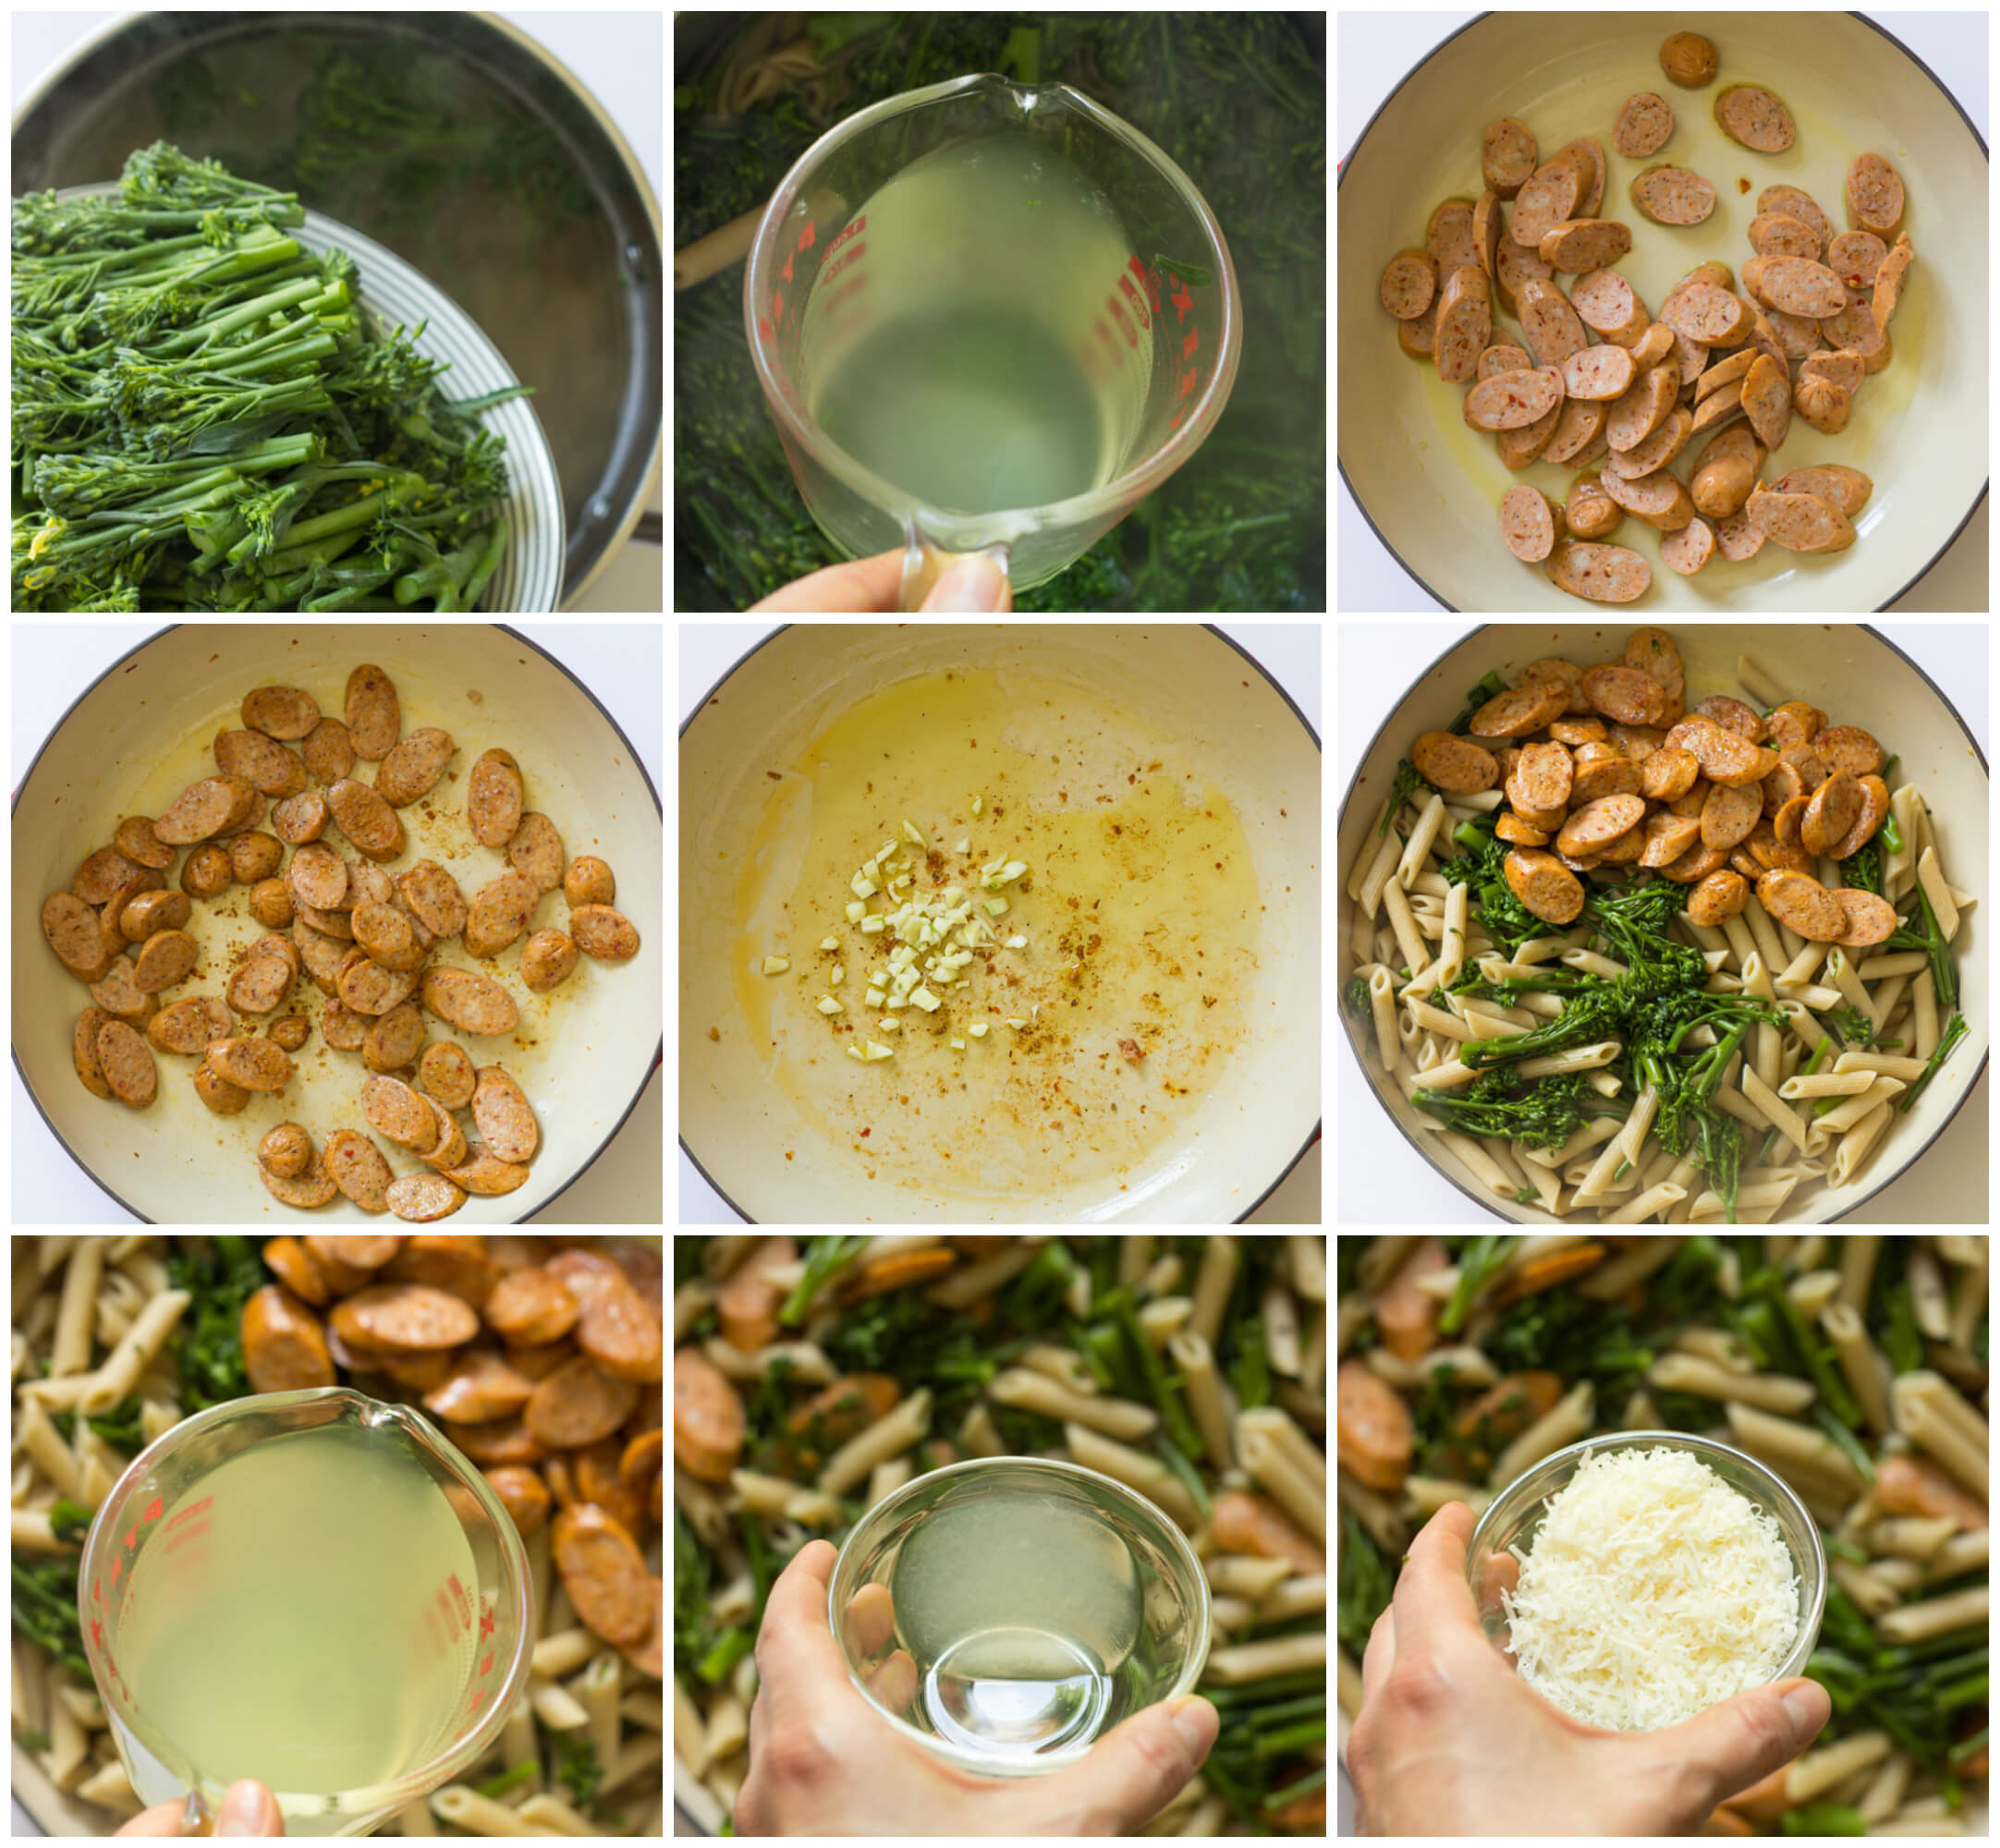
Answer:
xmin=116 ymin=1427 xmax=477 ymax=1797
xmin=732 ymin=667 xmax=1263 ymax=1198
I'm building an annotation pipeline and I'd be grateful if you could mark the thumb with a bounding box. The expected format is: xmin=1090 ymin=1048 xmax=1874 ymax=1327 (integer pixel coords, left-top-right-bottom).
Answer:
xmin=1657 ymin=1676 xmax=1830 ymax=1816
xmin=1026 ymin=1694 xmax=1219 ymax=1830
xmin=921 ymin=554 xmax=1010 ymax=612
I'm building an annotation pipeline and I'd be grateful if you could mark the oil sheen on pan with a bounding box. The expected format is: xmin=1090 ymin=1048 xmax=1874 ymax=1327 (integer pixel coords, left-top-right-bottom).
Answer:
xmin=728 ymin=667 xmax=1263 ymax=1203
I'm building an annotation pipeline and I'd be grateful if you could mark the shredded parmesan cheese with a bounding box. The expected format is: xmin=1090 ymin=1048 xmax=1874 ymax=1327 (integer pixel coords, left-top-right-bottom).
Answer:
xmin=1500 ymin=1447 xmax=1800 ymax=1731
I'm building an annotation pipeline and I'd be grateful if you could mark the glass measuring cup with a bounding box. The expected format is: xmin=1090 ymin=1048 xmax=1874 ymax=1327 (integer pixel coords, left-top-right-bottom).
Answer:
xmin=79 ymin=1387 xmax=532 ymax=1837
xmin=745 ymin=73 xmax=1240 ymax=607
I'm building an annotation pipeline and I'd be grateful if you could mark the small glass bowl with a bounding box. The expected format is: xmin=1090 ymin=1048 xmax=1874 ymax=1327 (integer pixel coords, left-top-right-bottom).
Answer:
xmin=1465 ymin=1429 xmax=1826 ymax=1728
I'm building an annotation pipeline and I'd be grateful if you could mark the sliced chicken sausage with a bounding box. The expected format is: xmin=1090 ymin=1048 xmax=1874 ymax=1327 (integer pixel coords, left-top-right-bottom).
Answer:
xmin=1503 ymin=847 xmax=1586 ymax=925
xmin=1756 ymin=869 xmax=1848 ymax=942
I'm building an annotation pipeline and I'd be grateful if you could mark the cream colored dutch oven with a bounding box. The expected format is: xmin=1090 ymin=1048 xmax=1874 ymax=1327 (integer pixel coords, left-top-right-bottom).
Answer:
xmin=1337 ymin=623 xmax=1986 ymax=1223
xmin=681 ymin=624 xmax=1321 ymax=1222
xmin=1338 ymin=12 xmax=1987 ymax=610
xmin=14 ymin=626 xmax=661 ymax=1222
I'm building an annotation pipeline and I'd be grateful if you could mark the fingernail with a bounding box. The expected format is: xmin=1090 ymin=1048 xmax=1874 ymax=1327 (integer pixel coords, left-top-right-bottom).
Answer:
xmin=924 ymin=556 xmax=1006 ymax=612
xmin=1783 ymin=1682 xmax=1827 ymax=1737
xmin=1165 ymin=1692 xmax=1218 ymax=1751
xmin=217 ymin=1779 xmax=277 ymax=1834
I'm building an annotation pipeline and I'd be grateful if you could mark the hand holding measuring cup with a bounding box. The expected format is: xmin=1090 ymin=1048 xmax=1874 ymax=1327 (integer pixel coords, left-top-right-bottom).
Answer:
xmin=750 ymin=549 xmax=1011 ymax=613
xmin=117 ymin=1780 xmax=284 ymax=1836
xmin=745 ymin=73 xmax=1239 ymax=610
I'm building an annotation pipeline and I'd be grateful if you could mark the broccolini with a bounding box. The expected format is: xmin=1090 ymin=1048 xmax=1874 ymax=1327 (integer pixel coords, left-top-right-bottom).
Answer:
xmin=12 ymin=142 xmax=528 ymax=611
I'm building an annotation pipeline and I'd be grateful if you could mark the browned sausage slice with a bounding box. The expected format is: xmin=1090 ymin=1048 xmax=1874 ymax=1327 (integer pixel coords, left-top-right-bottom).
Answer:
xmin=73 ymin=1007 xmax=116 ymax=1099
xmin=1811 ymin=726 xmax=1884 ymax=778
xmin=1640 ymin=812 xmax=1702 ymax=869
xmin=373 ymin=727 xmax=457 ymax=807
xmin=262 ymin=1233 xmax=330 ymax=1301
xmin=326 ymin=778 xmax=405 ymax=862
xmin=242 ymin=685 xmax=322 ymax=740
xmin=525 ymin=1355 xmax=641 ymax=1449
xmin=382 ymin=1234 xmax=497 ymax=1307
xmin=1765 ymin=702 xmax=1828 ymax=751
xmin=418 ymin=1043 xmax=478 ymax=1109
xmin=361 ymin=1076 xmax=442 ymax=1152
xmin=621 ymin=1578 xmax=665 ymax=1680
xmin=255 ymin=1148 xmax=337 ymax=1210
xmin=1686 ymin=869 xmax=1750 ymax=928
xmin=576 ymin=1281 xmax=664 ymax=1385
xmin=307 ymin=1234 xmax=401 ymax=1271
xmin=543 ymin=1249 xmax=629 ymax=1309
xmin=1660 ymin=843 xmax=1730 ymax=884
xmin=1580 ymin=663 xmax=1669 ymax=727
xmin=1410 ymin=731 xmax=1498 ymax=795
xmin=520 ymin=930 xmax=579 ymax=994
xmin=1831 ymin=775 xmax=1890 ymax=861
xmin=1640 ymin=748 xmax=1699 ymax=803
xmin=1834 ymin=889 xmax=1899 ymax=948
xmin=444 ymin=1152 xmax=531 ymax=1197
xmin=568 ymin=906 xmax=640 ymax=963
xmin=154 ymin=777 xmax=253 ymax=845
xmin=1464 ymin=679 xmax=1567 ymax=744
xmin=1682 ymin=723 xmax=1778 ymax=788
xmin=552 ymin=1502 xmax=652 ymax=1644
xmin=484 ymin=1267 xmax=580 ymax=1345
xmin=1756 ymin=869 xmax=1848 ymax=942
xmin=499 ymin=812 xmax=565 ymax=895
xmin=468 ymin=748 xmax=525 ymax=847
xmin=44 ymin=893 xmax=116 ymax=981
xmin=482 ymin=1465 xmax=553 ymax=1538
xmin=213 ymin=729 xmax=309 ymax=797
xmin=421 ymin=967 xmax=519 ymax=1036
xmin=1695 ymin=695 xmax=1767 ymax=743
xmin=241 ymin=1285 xmax=336 ymax=1394
xmin=1701 ymin=782 xmax=1762 ymax=851
xmin=1503 ymin=847 xmax=1585 ymax=925
xmin=1557 ymin=795 xmax=1645 ymax=857
xmin=332 ymin=1282 xmax=481 ymax=1353
xmin=344 ymin=664 xmax=402 ymax=761
xmin=424 ymin=1348 xmax=536 ymax=1424
xmin=398 ymin=861 xmax=469 ymax=938
xmin=1512 ymin=742 xmax=1574 ymax=813
xmin=1517 ymin=659 xmax=1590 ymax=715
xmin=1802 ymin=771 xmax=1862 ymax=857
xmin=471 ymin=1067 xmax=539 ymax=1164
xmin=96 ymin=1018 xmax=157 ymax=1108
xmin=115 ymin=816 xmax=177 ymax=870
xmin=464 ymin=872 xmax=541 ymax=959
xmin=385 ymin=1173 xmax=469 ymax=1224
xmin=1745 ymin=821 xmax=1809 ymax=876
